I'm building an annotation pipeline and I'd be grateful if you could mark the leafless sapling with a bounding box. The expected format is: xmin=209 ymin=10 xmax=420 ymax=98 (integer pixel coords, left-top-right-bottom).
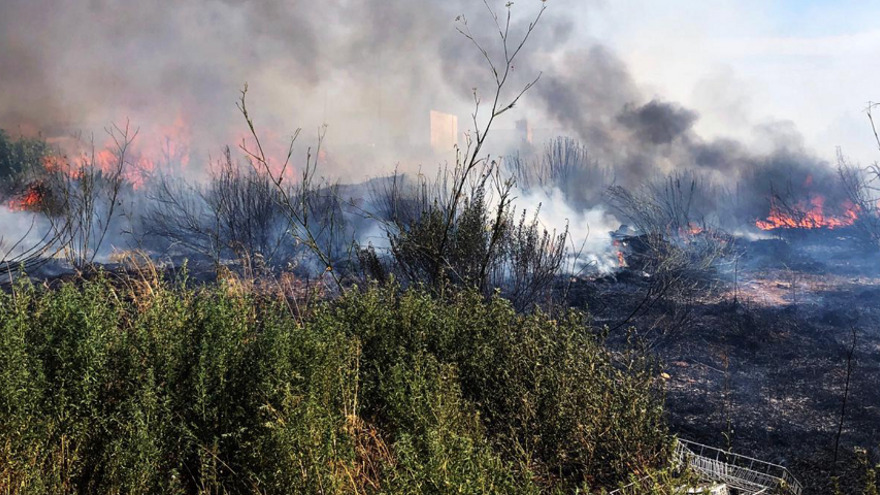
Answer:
xmin=45 ymin=122 xmax=136 ymax=269
xmin=833 ymin=326 xmax=858 ymax=466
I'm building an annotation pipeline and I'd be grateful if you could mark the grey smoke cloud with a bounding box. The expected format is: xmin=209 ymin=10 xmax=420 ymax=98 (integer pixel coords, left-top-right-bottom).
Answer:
xmin=0 ymin=0 xmax=530 ymax=173
xmin=618 ymin=100 xmax=697 ymax=145
xmin=0 ymin=0 xmax=842 ymax=224
xmin=1 ymin=0 xmax=866 ymax=274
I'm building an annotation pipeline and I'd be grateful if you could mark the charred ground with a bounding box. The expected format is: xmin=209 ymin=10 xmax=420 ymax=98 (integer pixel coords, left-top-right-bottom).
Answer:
xmin=575 ymin=230 xmax=880 ymax=494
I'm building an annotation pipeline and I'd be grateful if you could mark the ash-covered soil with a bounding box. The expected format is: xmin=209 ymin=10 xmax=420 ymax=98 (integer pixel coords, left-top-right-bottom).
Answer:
xmin=582 ymin=235 xmax=880 ymax=494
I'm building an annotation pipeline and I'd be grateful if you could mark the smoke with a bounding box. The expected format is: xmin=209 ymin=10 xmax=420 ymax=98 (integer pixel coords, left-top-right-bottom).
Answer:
xmin=1 ymin=1 xmax=831 ymax=179
xmin=512 ymin=186 xmax=621 ymax=273
xmin=0 ymin=0 xmax=580 ymax=179
xmin=499 ymin=36 xmax=851 ymax=228
xmin=0 ymin=205 xmax=53 ymax=260
xmin=524 ymin=44 xmax=820 ymax=179
xmin=0 ymin=0 xmax=859 ymax=267
xmin=617 ymin=100 xmax=697 ymax=146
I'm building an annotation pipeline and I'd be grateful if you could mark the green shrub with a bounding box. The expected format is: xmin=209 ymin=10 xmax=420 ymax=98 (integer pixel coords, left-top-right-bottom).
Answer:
xmin=0 ymin=275 xmax=671 ymax=494
xmin=376 ymin=352 xmax=539 ymax=495
xmin=0 ymin=129 xmax=49 ymax=191
xmin=328 ymin=284 xmax=670 ymax=490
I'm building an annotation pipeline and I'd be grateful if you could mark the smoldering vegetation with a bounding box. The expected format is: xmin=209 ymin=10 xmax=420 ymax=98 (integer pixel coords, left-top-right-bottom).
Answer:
xmin=143 ymin=147 xmax=354 ymax=273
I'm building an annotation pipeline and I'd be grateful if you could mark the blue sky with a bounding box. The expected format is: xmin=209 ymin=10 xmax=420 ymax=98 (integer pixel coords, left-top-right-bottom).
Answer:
xmin=771 ymin=0 xmax=880 ymax=36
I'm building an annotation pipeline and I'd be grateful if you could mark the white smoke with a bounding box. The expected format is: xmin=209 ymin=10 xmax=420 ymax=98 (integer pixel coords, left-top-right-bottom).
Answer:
xmin=511 ymin=186 xmax=622 ymax=274
xmin=0 ymin=206 xmax=53 ymax=262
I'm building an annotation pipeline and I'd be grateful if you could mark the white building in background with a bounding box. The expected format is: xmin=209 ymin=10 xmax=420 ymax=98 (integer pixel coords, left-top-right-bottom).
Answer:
xmin=429 ymin=110 xmax=458 ymax=154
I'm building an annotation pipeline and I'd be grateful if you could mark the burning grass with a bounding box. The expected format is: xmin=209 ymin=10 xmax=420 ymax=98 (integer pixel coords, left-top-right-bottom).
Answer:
xmin=756 ymin=195 xmax=861 ymax=231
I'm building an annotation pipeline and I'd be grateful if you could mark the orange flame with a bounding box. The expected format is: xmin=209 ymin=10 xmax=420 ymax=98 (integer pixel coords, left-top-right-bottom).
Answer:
xmin=28 ymin=114 xmax=321 ymax=193
xmin=7 ymin=184 xmax=45 ymax=212
xmin=679 ymin=222 xmax=703 ymax=237
xmin=756 ymin=195 xmax=860 ymax=230
xmin=612 ymin=239 xmax=627 ymax=268
xmin=36 ymin=114 xmax=193 ymax=190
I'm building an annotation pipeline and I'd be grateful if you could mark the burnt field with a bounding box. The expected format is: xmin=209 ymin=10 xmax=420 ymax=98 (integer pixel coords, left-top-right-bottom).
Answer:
xmin=578 ymin=231 xmax=880 ymax=493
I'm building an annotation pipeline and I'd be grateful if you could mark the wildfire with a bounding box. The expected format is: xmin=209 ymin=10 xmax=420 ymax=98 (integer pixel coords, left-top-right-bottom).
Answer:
xmin=680 ymin=223 xmax=703 ymax=237
xmin=34 ymin=113 xmax=194 ymax=190
xmin=7 ymin=183 xmax=45 ymax=212
xmin=612 ymin=239 xmax=627 ymax=268
xmin=756 ymin=195 xmax=860 ymax=231
xmin=16 ymin=114 xmax=316 ymax=212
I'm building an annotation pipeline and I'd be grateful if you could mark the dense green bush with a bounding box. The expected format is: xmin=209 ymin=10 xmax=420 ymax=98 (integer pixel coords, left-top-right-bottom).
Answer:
xmin=330 ymin=286 xmax=670 ymax=490
xmin=0 ymin=129 xmax=49 ymax=190
xmin=0 ymin=273 xmax=671 ymax=494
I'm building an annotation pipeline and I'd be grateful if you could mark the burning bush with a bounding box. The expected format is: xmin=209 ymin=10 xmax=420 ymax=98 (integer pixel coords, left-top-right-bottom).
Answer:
xmin=755 ymin=177 xmax=862 ymax=233
xmin=0 ymin=132 xmax=63 ymax=217
xmin=607 ymin=175 xmax=730 ymax=281
xmin=6 ymin=181 xmax=47 ymax=213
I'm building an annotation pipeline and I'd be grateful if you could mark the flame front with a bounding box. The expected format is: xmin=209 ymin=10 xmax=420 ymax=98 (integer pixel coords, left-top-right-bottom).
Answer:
xmin=35 ymin=115 xmax=194 ymax=191
xmin=7 ymin=184 xmax=44 ymax=212
xmin=756 ymin=195 xmax=860 ymax=231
